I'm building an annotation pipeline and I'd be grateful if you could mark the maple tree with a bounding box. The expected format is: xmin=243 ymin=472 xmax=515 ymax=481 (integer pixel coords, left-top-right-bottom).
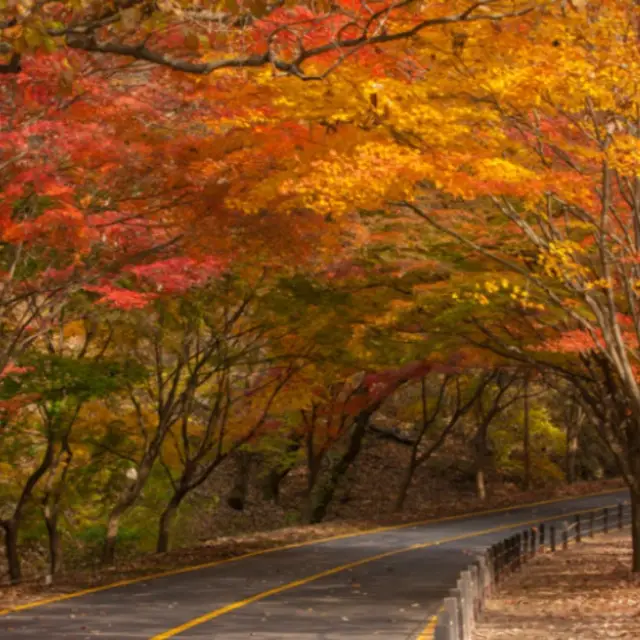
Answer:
xmin=152 ymin=293 xmax=306 ymax=553
xmin=0 ymin=1 xmax=533 ymax=79
xmin=295 ymin=364 xmax=419 ymax=523
xmin=264 ymin=0 xmax=640 ymax=566
xmin=393 ymin=371 xmax=486 ymax=511
xmin=0 ymin=311 xmax=141 ymax=582
xmin=0 ymin=48 xmax=197 ymax=398
xmin=0 ymin=33 xmax=369 ymax=569
xmin=471 ymin=370 xmax=520 ymax=500
xmin=2 ymin=0 xmax=633 ymax=588
xmin=404 ymin=0 xmax=640 ymax=569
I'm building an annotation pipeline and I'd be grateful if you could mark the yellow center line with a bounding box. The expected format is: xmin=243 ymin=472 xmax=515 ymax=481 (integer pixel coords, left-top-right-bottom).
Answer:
xmin=416 ymin=608 xmax=442 ymax=640
xmin=150 ymin=501 xmax=623 ymax=640
xmin=0 ymin=487 xmax=625 ymax=618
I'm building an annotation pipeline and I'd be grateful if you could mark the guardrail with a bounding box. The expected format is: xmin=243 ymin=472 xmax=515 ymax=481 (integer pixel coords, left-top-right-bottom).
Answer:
xmin=431 ymin=501 xmax=632 ymax=640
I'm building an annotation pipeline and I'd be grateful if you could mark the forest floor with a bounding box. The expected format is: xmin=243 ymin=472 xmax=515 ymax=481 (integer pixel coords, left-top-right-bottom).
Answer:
xmin=474 ymin=528 xmax=640 ymax=639
xmin=0 ymin=476 xmax=625 ymax=612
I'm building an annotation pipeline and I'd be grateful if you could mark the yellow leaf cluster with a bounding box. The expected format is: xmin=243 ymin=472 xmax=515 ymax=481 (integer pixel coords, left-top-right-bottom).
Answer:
xmin=452 ymin=278 xmax=544 ymax=312
xmin=537 ymin=241 xmax=588 ymax=280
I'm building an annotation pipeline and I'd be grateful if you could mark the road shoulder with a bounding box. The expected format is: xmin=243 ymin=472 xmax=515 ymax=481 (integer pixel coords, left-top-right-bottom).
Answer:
xmin=474 ymin=529 xmax=640 ymax=639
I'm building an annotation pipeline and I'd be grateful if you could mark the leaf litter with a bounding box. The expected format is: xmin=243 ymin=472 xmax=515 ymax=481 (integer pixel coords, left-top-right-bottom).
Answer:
xmin=475 ymin=530 xmax=640 ymax=639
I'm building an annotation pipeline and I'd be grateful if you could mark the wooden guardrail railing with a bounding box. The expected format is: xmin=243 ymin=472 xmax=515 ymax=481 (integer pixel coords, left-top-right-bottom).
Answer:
xmin=432 ymin=501 xmax=632 ymax=640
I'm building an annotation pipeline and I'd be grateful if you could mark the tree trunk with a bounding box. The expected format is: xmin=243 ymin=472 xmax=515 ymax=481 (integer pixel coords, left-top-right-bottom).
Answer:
xmin=0 ymin=438 xmax=57 ymax=584
xmin=227 ymin=451 xmax=251 ymax=511
xmin=474 ymin=420 xmax=490 ymax=501
xmin=262 ymin=466 xmax=291 ymax=503
xmin=42 ymin=446 xmax=72 ymax=579
xmin=156 ymin=490 xmax=186 ymax=554
xmin=565 ymin=405 xmax=584 ymax=484
xmin=395 ymin=375 xmax=469 ymax=510
xmin=395 ymin=445 xmax=419 ymax=512
xmin=523 ymin=375 xmax=531 ymax=490
xmin=629 ymin=436 xmax=640 ymax=573
xmin=262 ymin=440 xmax=301 ymax=503
xmin=102 ymin=509 xmax=123 ymax=566
xmin=103 ymin=466 xmax=153 ymax=563
xmin=2 ymin=520 xmax=21 ymax=585
xmin=476 ymin=468 xmax=487 ymax=501
xmin=395 ymin=377 xmax=429 ymax=513
xmin=304 ymin=458 xmax=322 ymax=523
xmin=308 ymin=407 xmax=375 ymax=524
xmin=632 ymin=491 xmax=640 ymax=573
xmin=566 ymin=429 xmax=579 ymax=484
xmin=102 ymin=451 xmax=157 ymax=564
xmin=44 ymin=513 xmax=61 ymax=577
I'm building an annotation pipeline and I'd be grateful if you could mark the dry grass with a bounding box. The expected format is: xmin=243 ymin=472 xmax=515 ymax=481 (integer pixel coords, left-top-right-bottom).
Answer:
xmin=475 ymin=530 xmax=640 ymax=639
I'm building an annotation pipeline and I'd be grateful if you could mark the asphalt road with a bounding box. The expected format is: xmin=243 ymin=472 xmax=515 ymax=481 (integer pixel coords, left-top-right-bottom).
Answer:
xmin=0 ymin=489 xmax=629 ymax=639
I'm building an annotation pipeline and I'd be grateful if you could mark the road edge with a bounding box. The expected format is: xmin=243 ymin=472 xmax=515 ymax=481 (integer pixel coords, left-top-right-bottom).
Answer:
xmin=0 ymin=487 xmax=627 ymax=617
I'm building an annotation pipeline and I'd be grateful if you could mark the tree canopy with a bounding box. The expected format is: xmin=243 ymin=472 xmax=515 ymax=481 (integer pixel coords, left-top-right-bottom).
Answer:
xmin=2 ymin=0 xmax=640 ymax=584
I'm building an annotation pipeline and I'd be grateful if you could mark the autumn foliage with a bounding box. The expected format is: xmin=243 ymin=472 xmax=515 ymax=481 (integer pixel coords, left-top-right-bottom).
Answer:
xmin=2 ymin=0 xmax=640 ymax=586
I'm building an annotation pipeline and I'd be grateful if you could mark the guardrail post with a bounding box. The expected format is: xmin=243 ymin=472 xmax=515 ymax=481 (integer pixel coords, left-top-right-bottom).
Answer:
xmin=522 ymin=530 xmax=529 ymax=563
xmin=434 ymin=620 xmax=450 ymax=640
xmin=590 ymin=511 xmax=595 ymax=538
xmin=467 ymin=569 xmax=476 ymax=634
xmin=456 ymin=579 xmax=465 ymax=638
xmin=575 ymin=514 xmax=581 ymax=543
xmin=444 ymin=595 xmax=460 ymax=640
xmin=435 ymin=609 xmax=453 ymax=640
xmin=486 ymin=547 xmax=494 ymax=591
xmin=504 ymin=537 xmax=509 ymax=572
xmin=515 ymin=533 xmax=522 ymax=570
xmin=469 ymin=564 xmax=480 ymax=619
xmin=504 ymin=538 xmax=510 ymax=573
xmin=433 ymin=611 xmax=458 ymax=640
xmin=484 ymin=549 xmax=494 ymax=596
xmin=474 ymin=558 xmax=483 ymax=611
xmin=452 ymin=586 xmax=463 ymax=639
xmin=530 ymin=527 xmax=536 ymax=558
xmin=604 ymin=507 xmax=609 ymax=534
xmin=458 ymin=573 xmax=472 ymax=639
xmin=492 ymin=544 xmax=498 ymax=584
xmin=562 ymin=523 xmax=569 ymax=550
xmin=550 ymin=525 xmax=556 ymax=552
xmin=618 ymin=503 xmax=624 ymax=529
xmin=539 ymin=523 xmax=545 ymax=550
xmin=463 ymin=570 xmax=475 ymax=636
xmin=503 ymin=538 xmax=509 ymax=573
xmin=476 ymin=555 xmax=489 ymax=605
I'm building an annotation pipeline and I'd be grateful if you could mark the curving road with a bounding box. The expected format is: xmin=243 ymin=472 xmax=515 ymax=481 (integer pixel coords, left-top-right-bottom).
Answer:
xmin=0 ymin=489 xmax=628 ymax=639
